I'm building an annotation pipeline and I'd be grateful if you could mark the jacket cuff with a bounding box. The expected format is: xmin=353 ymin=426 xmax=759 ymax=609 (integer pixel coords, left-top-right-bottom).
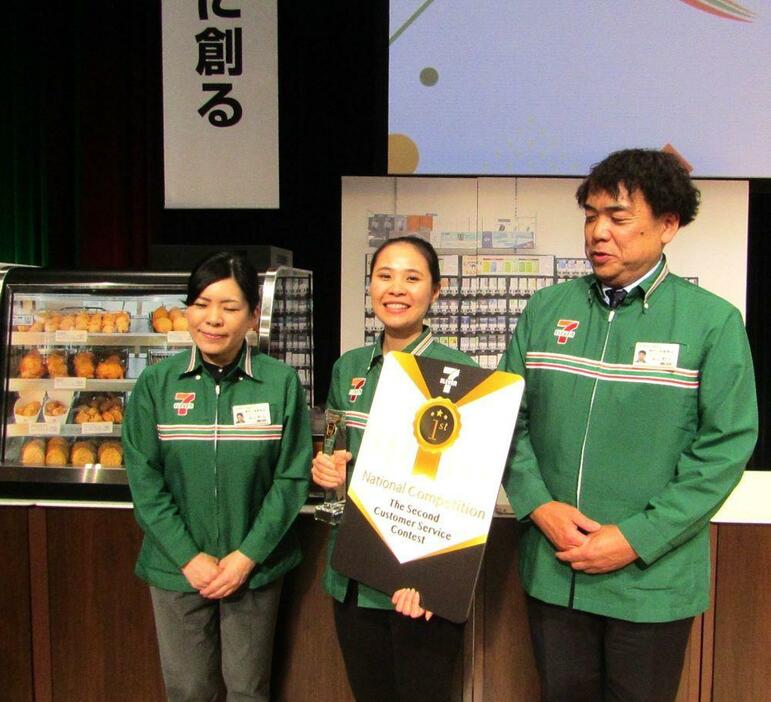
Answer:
xmin=237 ymin=537 xmax=263 ymax=565
xmin=507 ymin=483 xmax=553 ymax=521
xmin=617 ymin=512 xmax=670 ymax=565
xmin=169 ymin=540 xmax=201 ymax=570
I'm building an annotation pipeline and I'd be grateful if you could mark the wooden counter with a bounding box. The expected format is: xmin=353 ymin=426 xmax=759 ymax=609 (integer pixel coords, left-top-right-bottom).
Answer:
xmin=2 ymin=473 xmax=769 ymax=701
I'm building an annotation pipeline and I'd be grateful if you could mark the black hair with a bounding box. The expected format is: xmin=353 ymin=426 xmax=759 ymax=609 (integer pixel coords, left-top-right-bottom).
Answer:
xmin=185 ymin=252 xmax=260 ymax=310
xmin=576 ymin=149 xmax=700 ymax=227
xmin=369 ymin=236 xmax=441 ymax=288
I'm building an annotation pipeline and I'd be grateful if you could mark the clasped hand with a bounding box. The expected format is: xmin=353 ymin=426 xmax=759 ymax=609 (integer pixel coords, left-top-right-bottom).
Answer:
xmin=531 ymin=501 xmax=638 ymax=574
xmin=182 ymin=550 xmax=256 ymax=599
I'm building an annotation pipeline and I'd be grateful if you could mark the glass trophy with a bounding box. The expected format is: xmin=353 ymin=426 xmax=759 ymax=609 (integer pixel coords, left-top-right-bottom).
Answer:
xmin=314 ymin=408 xmax=347 ymax=525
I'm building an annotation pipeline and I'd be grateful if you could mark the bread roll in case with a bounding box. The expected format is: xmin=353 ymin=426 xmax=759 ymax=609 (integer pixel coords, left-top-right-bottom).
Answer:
xmin=17 ymin=309 xmax=131 ymax=333
xmin=18 ymin=349 xmax=46 ymax=378
xmin=71 ymin=440 xmax=97 ymax=467
xmin=18 ymin=350 xmax=71 ymax=379
xmin=21 ymin=439 xmax=45 ymax=466
xmin=153 ymin=316 xmax=173 ymax=333
xmin=45 ymin=437 xmax=70 ymax=467
xmin=75 ymin=349 xmax=127 ymax=380
xmin=95 ymin=352 xmax=126 ymax=379
xmin=73 ymin=350 xmax=96 ymax=378
xmin=98 ymin=440 xmax=123 ymax=468
xmin=152 ymin=305 xmax=187 ymax=333
xmin=45 ymin=351 xmax=69 ymax=378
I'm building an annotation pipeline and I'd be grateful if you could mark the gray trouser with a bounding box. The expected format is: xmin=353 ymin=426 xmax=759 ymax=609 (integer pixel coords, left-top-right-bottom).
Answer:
xmin=150 ymin=579 xmax=282 ymax=702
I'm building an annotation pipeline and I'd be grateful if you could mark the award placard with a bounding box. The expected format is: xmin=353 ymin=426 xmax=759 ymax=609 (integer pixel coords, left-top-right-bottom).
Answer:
xmin=331 ymin=352 xmax=523 ymax=622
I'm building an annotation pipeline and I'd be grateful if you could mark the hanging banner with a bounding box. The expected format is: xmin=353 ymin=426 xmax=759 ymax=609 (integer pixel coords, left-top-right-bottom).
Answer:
xmin=332 ymin=352 xmax=523 ymax=622
xmin=162 ymin=0 xmax=279 ymax=208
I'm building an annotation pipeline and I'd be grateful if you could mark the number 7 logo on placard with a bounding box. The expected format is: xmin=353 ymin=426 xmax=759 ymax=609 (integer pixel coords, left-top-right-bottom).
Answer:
xmin=440 ymin=367 xmax=460 ymax=394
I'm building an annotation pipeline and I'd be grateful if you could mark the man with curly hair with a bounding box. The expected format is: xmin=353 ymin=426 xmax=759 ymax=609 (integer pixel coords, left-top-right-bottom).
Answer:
xmin=501 ymin=149 xmax=757 ymax=702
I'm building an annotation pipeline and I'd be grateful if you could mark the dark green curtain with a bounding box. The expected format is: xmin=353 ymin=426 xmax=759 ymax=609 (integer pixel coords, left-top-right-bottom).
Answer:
xmin=4 ymin=4 xmax=85 ymax=268
xmin=5 ymin=2 xmax=156 ymax=271
xmin=2 ymin=6 xmax=52 ymax=265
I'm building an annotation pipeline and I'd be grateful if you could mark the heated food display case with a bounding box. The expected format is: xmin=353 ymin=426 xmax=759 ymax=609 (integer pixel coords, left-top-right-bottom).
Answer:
xmin=0 ymin=265 xmax=314 ymax=500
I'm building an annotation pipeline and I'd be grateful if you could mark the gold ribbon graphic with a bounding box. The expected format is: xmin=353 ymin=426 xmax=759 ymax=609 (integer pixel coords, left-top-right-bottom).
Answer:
xmin=412 ymin=397 xmax=462 ymax=478
xmin=393 ymin=352 xmax=521 ymax=480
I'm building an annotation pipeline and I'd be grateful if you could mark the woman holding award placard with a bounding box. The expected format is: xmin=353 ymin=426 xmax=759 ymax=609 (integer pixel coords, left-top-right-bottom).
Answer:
xmin=125 ymin=252 xmax=311 ymax=702
xmin=312 ymin=236 xmax=476 ymax=702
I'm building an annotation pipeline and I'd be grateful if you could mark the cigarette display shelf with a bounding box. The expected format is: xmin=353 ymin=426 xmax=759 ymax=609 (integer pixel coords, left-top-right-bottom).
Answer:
xmin=555 ymin=256 xmax=594 ymax=282
xmin=258 ymin=267 xmax=314 ymax=406
xmin=363 ymin=252 xmax=561 ymax=367
xmin=452 ymin=263 xmax=553 ymax=368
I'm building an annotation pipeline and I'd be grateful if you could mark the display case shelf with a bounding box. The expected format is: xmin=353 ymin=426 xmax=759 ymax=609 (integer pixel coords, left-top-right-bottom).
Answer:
xmin=5 ymin=424 xmax=122 ymax=438
xmin=8 ymin=379 xmax=136 ymax=392
xmin=0 ymin=465 xmax=128 ymax=485
xmin=11 ymin=332 xmax=194 ymax=347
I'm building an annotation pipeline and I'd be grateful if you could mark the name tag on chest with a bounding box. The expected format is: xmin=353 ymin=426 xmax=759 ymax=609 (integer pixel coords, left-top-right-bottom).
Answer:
xmin=232 ymin=403 xmax=271 ymax=426
xmin=633 ymin=342 xmax=679 ymax=368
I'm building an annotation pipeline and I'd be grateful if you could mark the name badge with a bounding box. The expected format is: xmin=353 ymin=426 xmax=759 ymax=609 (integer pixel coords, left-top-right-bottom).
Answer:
xmin=233 ymin=403 xmax=271 ymax=426
xmin=633 ymin=342 xmax=680 ymax=368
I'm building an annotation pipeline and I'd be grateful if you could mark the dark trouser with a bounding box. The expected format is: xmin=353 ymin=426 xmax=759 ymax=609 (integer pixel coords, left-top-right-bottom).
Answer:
xmin=333 ymin=584 xmax=464 ymax=702
xmin=526 ymin=596 xmax=694 ymax=702
xmin=150 ymin=580 xmax=282 ymax=702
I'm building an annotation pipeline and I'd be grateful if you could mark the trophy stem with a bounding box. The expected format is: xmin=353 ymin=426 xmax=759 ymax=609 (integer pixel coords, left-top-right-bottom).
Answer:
xmin=314 ymin=408 xmax=347 ymax=526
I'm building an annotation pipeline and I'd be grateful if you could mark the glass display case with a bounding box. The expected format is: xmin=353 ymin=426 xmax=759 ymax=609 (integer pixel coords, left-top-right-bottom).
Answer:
xmin=0 ymin=265 xmax=314 ymax=500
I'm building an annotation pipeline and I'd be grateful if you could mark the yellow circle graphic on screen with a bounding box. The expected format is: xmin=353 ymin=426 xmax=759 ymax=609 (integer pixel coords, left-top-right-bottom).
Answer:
xmin=388 ymin=133 xmax=420 ymax=174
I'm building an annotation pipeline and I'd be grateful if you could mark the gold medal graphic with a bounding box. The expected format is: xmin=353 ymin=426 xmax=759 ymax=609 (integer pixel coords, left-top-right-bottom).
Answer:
xmin=412 ymin=397 xmax=461 ymax=479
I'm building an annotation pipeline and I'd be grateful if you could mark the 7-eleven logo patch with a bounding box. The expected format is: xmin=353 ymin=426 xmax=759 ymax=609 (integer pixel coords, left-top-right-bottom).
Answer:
xmin=554 ymin=319 xmax=580 ymax=345
xmin=173 ymin=392 xmax=196 ymax=416
xmin=348 ymin=378 xmax=366 ymax=402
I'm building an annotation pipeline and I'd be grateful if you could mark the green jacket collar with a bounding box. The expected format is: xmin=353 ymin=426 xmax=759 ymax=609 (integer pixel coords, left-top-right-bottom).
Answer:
xmin=368 ymin=325 xmax=434 ymax=370
xmin=181 ymin=341 xmax=261 ymax=381
xmin=588 ymin=257 xmax=669 ymax=312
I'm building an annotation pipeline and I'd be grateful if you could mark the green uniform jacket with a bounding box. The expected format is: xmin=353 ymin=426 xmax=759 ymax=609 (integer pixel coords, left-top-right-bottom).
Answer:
xmin=323 ymin=327 xmax=477 ymax=609
xmin=501 ymin=260 xmax=757 ymax=623
xmin=124 ymin=344 xmax=311 ymax=592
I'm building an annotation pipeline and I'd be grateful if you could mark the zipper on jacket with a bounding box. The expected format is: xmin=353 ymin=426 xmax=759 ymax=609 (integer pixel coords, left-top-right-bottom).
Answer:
xmin=575 ymin=308 xmax=616 ymax=508
xmin=214 ymin=383 xmax=220 ymax=544
xmin=569 ymin=308 xmax=616 ymax=608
